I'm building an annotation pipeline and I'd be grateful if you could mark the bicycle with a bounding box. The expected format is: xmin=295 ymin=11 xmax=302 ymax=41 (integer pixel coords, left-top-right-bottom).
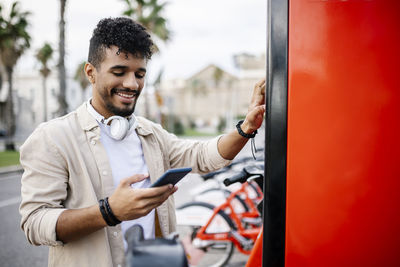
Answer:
xmin=176 ymin=165 xmax=264 ymax=267
xmin=192 ymin=157 xmax=264 ymax=216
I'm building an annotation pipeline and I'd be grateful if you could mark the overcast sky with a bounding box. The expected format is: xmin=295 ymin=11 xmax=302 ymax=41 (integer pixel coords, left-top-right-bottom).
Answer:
xmin=3 ymin=0 xmax=266 ymax=82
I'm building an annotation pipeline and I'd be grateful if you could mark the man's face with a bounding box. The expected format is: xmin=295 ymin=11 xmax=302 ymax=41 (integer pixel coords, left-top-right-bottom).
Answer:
xmin=88 ymin=45 xmax=147 ymax=118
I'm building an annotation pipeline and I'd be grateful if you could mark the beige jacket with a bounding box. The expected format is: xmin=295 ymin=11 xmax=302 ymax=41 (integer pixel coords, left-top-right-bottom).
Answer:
xmin=19 ymin=103 xmax=230 ymax=267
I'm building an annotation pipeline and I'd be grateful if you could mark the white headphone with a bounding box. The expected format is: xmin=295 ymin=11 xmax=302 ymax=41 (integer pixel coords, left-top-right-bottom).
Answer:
xmin=86 ymin=99 xmax=138 ymax=141
xmin=103 ymin=115 xmax=137 ymax=140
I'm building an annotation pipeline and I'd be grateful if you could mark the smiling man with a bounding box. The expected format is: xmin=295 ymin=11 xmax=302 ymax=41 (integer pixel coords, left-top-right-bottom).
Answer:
xmin=19 ymin=17 xmax=265 ymax=267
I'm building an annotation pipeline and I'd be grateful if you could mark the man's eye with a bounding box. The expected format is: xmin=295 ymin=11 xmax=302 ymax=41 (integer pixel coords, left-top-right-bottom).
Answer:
xmin=113 ymin=72 xmax=124 ymax=77
xmin=135 ymin=73 xmax=145 ymax=79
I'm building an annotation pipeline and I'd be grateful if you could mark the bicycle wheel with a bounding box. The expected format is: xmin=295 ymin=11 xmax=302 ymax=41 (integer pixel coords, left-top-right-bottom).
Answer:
xmin=176 ymin=202 xmax=235 ymax=267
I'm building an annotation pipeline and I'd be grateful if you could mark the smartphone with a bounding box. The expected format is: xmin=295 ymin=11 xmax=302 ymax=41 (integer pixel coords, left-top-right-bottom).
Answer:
xmin=150 ymin=167 xmax=192 ymax=188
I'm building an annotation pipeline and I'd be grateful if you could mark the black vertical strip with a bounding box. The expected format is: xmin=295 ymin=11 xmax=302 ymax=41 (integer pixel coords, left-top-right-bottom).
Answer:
xmin=263 ymin=0 xmax=288 ymax=266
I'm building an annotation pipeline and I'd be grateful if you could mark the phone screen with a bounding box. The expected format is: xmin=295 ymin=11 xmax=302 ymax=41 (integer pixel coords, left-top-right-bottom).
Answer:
xmin=150 ymin=167 xmax=192 ymax=187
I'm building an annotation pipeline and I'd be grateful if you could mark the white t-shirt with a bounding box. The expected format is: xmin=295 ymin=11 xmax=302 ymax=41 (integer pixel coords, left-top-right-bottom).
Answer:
xmin=86 ymin=102 xmax=155 ymax=249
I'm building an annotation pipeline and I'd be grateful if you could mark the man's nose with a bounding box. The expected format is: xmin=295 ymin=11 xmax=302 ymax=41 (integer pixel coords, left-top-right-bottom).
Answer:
xmin=122 ymin=74 xmax=139 ymax=90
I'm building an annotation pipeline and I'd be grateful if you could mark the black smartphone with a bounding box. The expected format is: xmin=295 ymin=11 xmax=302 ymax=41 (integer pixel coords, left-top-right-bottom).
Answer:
xmin=150 ymin=167 xmax=192 ymax=187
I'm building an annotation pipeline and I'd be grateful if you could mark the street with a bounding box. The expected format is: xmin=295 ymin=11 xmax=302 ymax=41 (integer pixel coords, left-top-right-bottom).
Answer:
xmin=0 ymin=171 xmax=48 ymax=267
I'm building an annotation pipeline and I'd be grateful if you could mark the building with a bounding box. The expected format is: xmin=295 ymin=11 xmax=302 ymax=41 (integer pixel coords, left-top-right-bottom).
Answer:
xmin=0 ymin=70 xmax=88 ymax=142
xmin=159 ymin=53 xmax=266 ymax=132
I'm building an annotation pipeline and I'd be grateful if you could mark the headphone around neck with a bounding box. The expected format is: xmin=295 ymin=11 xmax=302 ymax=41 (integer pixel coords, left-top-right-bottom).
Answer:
xmin=86 ymin=99 xmax=137 ymax=141
xmin=103 ymin=115 xmax=138 ymax=141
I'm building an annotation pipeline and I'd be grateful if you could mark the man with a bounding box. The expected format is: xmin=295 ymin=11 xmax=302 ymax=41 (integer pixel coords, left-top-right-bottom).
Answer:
xmin=19 ymin=17 xmax=265 ymax=267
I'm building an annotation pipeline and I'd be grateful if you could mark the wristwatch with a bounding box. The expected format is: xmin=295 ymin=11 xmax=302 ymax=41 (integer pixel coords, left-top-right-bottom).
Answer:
xmin=236 ymin=120 xmax=257 ymax=138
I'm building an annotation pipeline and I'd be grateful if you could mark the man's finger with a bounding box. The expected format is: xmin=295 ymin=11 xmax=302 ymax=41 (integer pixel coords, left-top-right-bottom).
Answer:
xmin=255 ymin=78 xmax=266 ymax=88
xmin=121 ymin=174 xmax=149 ymax=186
xmin=248 ymin=104 xmax=266 ymax=119
xmin=140 ymin=184 xmax=174 ymax=198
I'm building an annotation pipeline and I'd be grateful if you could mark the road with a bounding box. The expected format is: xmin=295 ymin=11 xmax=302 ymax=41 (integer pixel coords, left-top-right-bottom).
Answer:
xmin=0 ymin=171 xmax=48 ymax=267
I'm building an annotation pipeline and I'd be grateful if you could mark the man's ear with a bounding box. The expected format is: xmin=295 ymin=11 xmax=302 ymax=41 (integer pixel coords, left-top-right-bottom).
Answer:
xmin=84 ymin=62 xmax=96 ymax=84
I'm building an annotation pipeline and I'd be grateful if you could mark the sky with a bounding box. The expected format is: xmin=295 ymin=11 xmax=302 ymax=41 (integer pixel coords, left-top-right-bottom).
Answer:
xmin=2 ymin=0 xmax=266 ymax=82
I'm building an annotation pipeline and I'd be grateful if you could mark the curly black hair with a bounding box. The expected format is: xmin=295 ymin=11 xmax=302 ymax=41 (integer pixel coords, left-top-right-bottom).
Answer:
xmin=88 ymin=17 xmax=154 ymax=68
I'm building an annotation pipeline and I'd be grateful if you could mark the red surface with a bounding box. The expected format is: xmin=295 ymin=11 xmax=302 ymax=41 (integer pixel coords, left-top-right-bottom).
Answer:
xmin=246 ymin=228 xmax=263 ymax=267
xmin=286 ymin=0 xmax=400 ymax=266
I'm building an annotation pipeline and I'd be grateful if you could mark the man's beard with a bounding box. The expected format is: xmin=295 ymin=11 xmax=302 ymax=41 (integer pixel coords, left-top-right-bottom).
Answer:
xmin=105 ymin=101 xmax=136 ymax=117
xmin=101 ymin=87 xmax=139 ymax=117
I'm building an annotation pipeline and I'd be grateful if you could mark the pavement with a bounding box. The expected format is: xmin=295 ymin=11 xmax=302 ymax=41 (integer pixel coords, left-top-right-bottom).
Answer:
xmin=0 ymin=165 xmax=23 ymax=175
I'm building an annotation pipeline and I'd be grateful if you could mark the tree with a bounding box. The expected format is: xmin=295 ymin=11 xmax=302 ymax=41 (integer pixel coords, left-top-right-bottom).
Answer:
xmin=121 ymin=0 xmax=171 ymax=119
xmin=74 ymin=61 xmax=89 ymax=104
xmin=35 ymin=42 xmax=53 ymax=122
xmin=0 ymin=1 xmax=31 ymax=150
xmin=121 ymin=0 xmax=170 ymax=46
xmin=56 ymin=0 xmax=68 ymax=116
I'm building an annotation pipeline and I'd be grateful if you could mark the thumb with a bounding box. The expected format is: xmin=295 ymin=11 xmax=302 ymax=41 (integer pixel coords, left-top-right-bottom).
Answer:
xmin=120 ymin=174 xmax=149 ymax=187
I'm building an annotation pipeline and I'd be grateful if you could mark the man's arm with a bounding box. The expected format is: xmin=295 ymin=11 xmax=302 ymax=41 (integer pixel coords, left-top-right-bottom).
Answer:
xmin=56 ymin=174 xmax=176 ymax=243
xmin=217 ymin=78 xmax=266 ymax=160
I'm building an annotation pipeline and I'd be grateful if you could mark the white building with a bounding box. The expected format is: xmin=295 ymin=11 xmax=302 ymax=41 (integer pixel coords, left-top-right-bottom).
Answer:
xmin=0 ymin=70 xmax=89 ymax=142
xmin=159 ymin=53 xmax=266 ymax=133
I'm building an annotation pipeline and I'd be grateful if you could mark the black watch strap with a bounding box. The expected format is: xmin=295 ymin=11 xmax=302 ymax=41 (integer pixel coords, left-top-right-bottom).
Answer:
xmin=236 ymin=120 xmax=257 ymax=138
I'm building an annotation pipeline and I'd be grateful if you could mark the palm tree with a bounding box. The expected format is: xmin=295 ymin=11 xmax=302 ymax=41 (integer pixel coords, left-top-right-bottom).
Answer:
xmin=74 ymin=61 xmax=89 ymax=104
xmin=0 ymin=1 xmax=31 ymax=150
xmin=121 ymin=0 xmax=170 ymax=47
xmin=121 ymin=0 xmax=171 ymax=119
xmin=35 ymin=42 xmax=53 ymax=122
xmin=57 ymin=0 xmax=68 ymax=116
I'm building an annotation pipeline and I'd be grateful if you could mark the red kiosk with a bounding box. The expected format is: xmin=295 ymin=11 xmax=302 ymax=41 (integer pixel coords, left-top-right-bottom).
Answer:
xmin=261 ymin=0 xmax=400 ymax=266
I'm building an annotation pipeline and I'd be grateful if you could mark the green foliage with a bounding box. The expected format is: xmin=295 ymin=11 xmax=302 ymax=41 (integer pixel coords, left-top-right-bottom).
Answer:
xmin=0 ymin=150 xmax=20 ymax=167
xmin=121 ymin=0 xmax=171 ymax=43
xmin=0 ymin=1 xmax=31 ymax=69
xmin=74 ymin=61 xmax=89 ymax=90
xmin=217 ymin=117 xmax=226 ymax=133
xmin=163 ymin=114 xmax=185 ymax=135
xmin=0 ymin=1 xmax=31 ymax=144
xmin=173 ymin=119 xmax=184 ymax=136
xmin=36 ymin=42 xmax=53 ymax=77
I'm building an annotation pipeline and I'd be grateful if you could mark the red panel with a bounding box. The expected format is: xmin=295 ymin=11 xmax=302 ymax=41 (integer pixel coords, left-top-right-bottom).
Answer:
xmin=286 ymin=1 xmax=400 ymax=266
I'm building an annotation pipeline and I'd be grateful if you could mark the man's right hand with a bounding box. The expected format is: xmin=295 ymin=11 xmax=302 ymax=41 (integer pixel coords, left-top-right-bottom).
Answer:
xmin=108 ymin=174 xmax=177 ymax=221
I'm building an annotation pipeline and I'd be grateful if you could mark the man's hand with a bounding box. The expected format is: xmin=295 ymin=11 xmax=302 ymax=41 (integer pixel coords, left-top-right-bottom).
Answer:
xmin=108 ymin=174 xmax=177 ymax=221
xmin=55 ymin=174 xmax=176 ymax=243
xmin=241 ymin=78 xmax=266 ymax=134
xmin=216 ymin=78 xmax=266 ymax=160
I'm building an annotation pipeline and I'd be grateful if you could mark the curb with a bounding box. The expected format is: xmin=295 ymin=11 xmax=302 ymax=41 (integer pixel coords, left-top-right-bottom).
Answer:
xmin=0 ymin=165 xmax=23 ymax=175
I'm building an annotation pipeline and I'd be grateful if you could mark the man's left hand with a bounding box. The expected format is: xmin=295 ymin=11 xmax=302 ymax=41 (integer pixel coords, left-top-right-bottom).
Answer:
xmin=241 ymin=78 xmax=266 ymax=134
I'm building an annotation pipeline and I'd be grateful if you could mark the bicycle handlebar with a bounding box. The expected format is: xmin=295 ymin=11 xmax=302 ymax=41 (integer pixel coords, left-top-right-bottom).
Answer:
xmin=223 ymin=166 xmax=264 ymax=186
xmin=223 ymin=170 xmax=249 ymax=186
xmin=201 ymin=167 xmax=228 ymax=180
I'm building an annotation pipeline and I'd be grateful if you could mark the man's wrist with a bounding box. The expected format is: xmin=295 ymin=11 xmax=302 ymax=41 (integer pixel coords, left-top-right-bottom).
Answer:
xmin=240 ymin=120 xmax=253 ymax=134
xmin=236 ymin=120 xmax=257 ymax=138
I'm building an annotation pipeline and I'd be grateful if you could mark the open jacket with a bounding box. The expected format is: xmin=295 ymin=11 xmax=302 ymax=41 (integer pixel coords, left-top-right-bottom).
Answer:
xmin=19 ymin=103 xmax=230 ymax=267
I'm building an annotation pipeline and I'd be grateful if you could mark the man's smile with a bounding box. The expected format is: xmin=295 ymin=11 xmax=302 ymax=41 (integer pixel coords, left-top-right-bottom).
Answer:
xmin=112 ymin=89 xmax=140 ymax=103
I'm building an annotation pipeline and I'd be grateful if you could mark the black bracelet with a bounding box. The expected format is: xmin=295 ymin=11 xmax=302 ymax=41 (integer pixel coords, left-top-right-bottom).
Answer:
xmin=104 ymin=197 xmax=121 ymax=226
xmin=99 ymin=198 xmax=121 ymax=226
xmin=236 ymin=120 xmax=257 ymax=138
xmin=99 ymin=199 xmax=114 ymax=226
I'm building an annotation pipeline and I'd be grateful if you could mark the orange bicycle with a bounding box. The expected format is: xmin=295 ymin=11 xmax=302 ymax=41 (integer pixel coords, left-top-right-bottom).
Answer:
xmin=176 ymin=166 xmax=263 ymax=267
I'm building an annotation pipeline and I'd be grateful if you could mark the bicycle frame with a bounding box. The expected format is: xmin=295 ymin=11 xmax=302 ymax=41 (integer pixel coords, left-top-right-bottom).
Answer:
xmin=193 ymin=181 xmax=262 ymax=255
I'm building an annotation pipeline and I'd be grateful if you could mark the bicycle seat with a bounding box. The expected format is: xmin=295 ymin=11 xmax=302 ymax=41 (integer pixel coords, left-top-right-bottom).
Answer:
xmin=125 ymin=224 xmax=189 ymax=267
